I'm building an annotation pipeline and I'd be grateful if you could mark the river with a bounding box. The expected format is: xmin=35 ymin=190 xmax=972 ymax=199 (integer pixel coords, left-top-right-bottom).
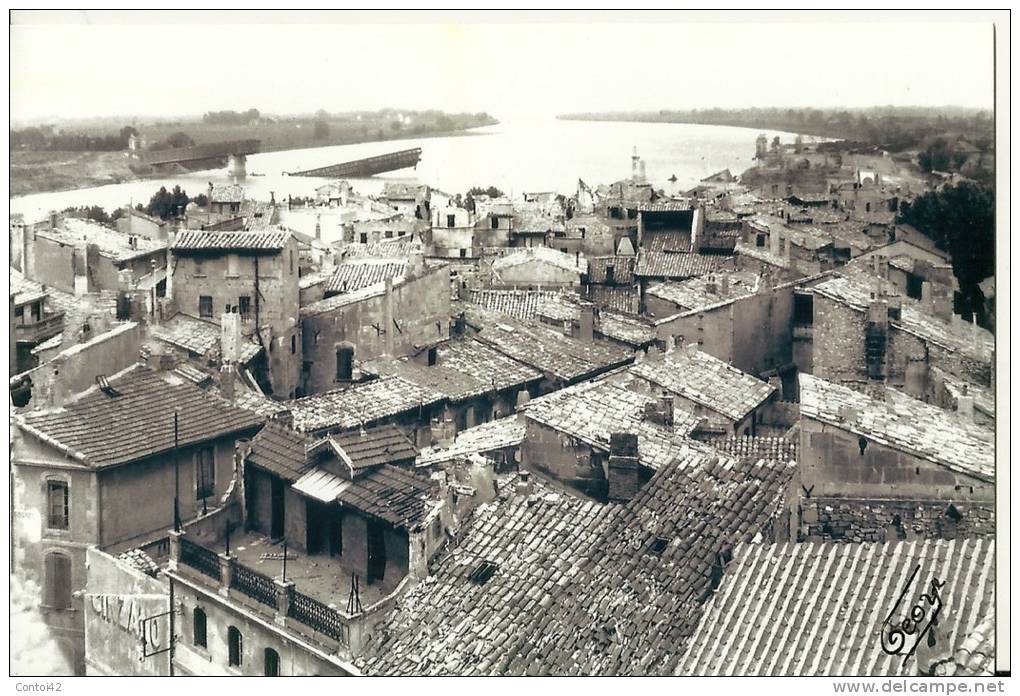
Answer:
xmin=9 ymin=117 xmax=812 ymax=222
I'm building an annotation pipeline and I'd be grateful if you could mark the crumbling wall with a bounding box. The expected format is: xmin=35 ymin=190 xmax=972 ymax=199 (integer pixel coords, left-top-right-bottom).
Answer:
xmin=799 ymin=496 xmax=995 ymax=542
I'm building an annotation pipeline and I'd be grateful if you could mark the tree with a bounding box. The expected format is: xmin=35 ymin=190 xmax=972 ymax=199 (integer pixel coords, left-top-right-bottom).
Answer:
xmin=918 ymin=138 xmax=953 ymax=172
xmin=145 ymin=185 xmax=191 ymax=220
xmin=898 ymin=181 xmax=994 ymax=326
xmin=464 ymin=186 xmax=504 ymax=212
xmin=390 ymin=121 xmax=403 ymax=132
xmin=313 ymin=120 xmax=330 ymax=140
xmin=119 ymin=125 xmax=138 ymax=147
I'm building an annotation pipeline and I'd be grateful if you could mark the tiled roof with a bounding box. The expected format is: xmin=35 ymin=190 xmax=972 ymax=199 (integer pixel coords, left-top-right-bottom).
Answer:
xmin=644 ymin=230 xmax=693 ymax=253
xmin=637 ymin=199 xmax=694 ymax=212
xmin=703 ymin=435 xmax=798 ymax=462
xmin=324 ymin=260 xmax=407 ymax=295
xmin=733 ymin=241 xmax=793 ymax=269
xmin=17 ymin=365 xmax=263 ymax=469
xmin=336 ymin=239 xmax=423 ymax=260
xmin=287 ymin=376 xmax=445 ymax=433
xmin=363 ymin=338 xmax=541 ymax=403
xmin=646 ymin=271 xmax=760 ymax=313
xmin=331 ymin=424 xmax=418 ymax=468
xmin=475 ymin=318 xmax=633 ymax=384
xmin=247 ymin=421 xmax=317 ymax=481
xmin=512 ymin=204 xmax=566 ymax=234
xmin=10 ymin=268 xmax=51 ymax=307
xmin=521 ymin=379 xmax=704 ymax=470
xmin=300 ymin=282 xmax=388 ymax=318
xmin=811 ymin=274 xmax=994 ymax=361
xmin=799 ymin=374 xmax=993 ymax=482
xmin=534 ymin=297 xmax=655 ymax=348
xmin=466 ymin=289 xmax=561 ymax=321
xmin=335 ymin=464 xmax=437 ymax=529
xmin=586 ymin=285 xmax=639 ymax=314
xmin=631 ymin=347 xmax=776 ymax=422
xmin=151 ymin=314 xmax=263 ymax=364
xmin=586 ymin=256 xmax=636 ymax=285
xmin=492 ymin=246 xmax=586 ymax=276
xmin=171 ymin=229 xmax=290 ymax=252
xmin=634 ymin=251 xmax=730 ymax=279
xmin=359 ymin=454 xmax=796 ymax=675
xmin=40 ymin=218 xmax=166 ymax=262
xmin=416 ymin=416 xmax=526 ymax=466
xmin=677 ymin=538 xmax=995 ymax=676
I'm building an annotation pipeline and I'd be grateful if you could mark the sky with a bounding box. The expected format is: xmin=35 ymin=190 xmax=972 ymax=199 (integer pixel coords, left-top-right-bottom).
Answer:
xmin=10 ymin=11 xmax=997 ymax=124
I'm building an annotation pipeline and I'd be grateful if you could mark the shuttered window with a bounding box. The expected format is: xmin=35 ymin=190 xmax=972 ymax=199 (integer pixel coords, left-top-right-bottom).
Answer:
xmin=44 ymin=553 xmax=72 ymax=609
xmin=47 ymin=481 xmax=69 ymax=530
xmin=196 ymin=447 xmax=215 ymax=500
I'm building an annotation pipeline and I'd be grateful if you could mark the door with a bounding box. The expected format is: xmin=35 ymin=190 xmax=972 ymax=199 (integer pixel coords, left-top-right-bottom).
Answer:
xmin=270 ymin=478 xmax=285 ymax=540
xmin=366 ymin=520 xmax=387 ymax=585
xmin=306 ymin=500 xmax=323 ymax=554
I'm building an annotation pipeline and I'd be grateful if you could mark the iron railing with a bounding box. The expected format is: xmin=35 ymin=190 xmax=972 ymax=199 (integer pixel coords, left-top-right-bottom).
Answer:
xmin=231 ymin=563 xmax=277 ymax=608
xmin=180 ymin=537 xmax=220 ymax=579
xmin=288 ymin=590 xmax=348 ymax=645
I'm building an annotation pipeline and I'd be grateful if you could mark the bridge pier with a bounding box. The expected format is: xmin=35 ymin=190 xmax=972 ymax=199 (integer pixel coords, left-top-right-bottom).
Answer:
xmin=226 ymin=153 xmax=247 ymax=180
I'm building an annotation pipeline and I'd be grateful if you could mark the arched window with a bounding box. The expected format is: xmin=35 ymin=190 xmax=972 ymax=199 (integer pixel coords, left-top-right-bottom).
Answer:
xmin=43 ymin=552 xmax=72 ymax=609
xmin=227 ymin=626 xmax=243 ymax=667
xmin=193 ymin=608 xmax=207 ymax=648
xmin=264 ymin=648 xmax=280 ymax=676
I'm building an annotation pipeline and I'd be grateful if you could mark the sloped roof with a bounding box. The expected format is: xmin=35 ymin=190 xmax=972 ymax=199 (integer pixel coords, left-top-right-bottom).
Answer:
xmin=247 ymin=421 xmax=317 ymax=481
xmin=475 ymin=317 xmax=633 ymax=384
xmin=172 ymin=229 xmax=290 ymax=252
xmin=331 ymin=424 xmax=418 ymax=469
xmin=358 ymin=454 xmax=796 ymax=675
xmin=324 ymin=260 xmax=407 ymax=295
xmin=492 ymin=246 xmax=586 ymax=275
xmin=467 ymin=289 xmax=561 ymax=321
xmin=799 ymin=374 xmax=993 ymax=482
xmin=676 ymin=538 xmax=995 ymax=676
xmin=10 ymin=268 xmax=51 ymax=307
xmin=521 ymin=379 xmax=705 ymax=470
xmin=40 ymin=218 xmax=166 ymax=262
xmin=703 ymin=435 xmax=798 ymax=463
xmin=363 ymin=338 xmax=541 ymax=403
xmin=586 ymin=256 xmax=636 ymax=285
xmin=210 ymin=183 xmax=245 ymax=203
xmin=416 ymin=416 xmax=526 ymax=466
xmin=151 ymin=314 xmax=263 ymax=364
xmin=631 ymin=347 xmax=776 ymax=422
xmin=17 ymin=365 xmax=263 ymax=469
xmin=646 ymin=271 xmax=760 ymax=313
xmin=634 ymin=251 xmax=730 ymax=279
xmin=334 ymin=464 xmax=437 ymax=529
xmin=287 ymin=376 xmax=445 ymax=433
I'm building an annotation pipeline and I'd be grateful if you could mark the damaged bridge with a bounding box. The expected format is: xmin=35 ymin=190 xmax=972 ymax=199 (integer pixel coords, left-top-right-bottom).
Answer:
xmin=286 ymin=147 xmax=422 ymax=178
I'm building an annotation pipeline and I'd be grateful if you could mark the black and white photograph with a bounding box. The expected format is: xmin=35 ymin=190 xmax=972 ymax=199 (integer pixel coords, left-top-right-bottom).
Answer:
xmin=6 ymin=9 xmax=1009 ymax=687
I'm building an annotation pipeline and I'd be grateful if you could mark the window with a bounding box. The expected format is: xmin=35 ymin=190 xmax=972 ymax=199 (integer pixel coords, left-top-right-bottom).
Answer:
xmin=579 ymin=227 xmax=586 ymax=239
xmin=196 ymin=447 xmax=215 ymax=500
xmin=238 ymin=295 xmax=251 ymax=321
xmin=47 ymin=481 xmax=69 ymax=530
xmin=289 ymin=249 xmax=295 ymax=275
xmin=44 ymin=553 xmax=72 ymax=609
xmin=227 ymin=626 xmax=243 ymax=667
xmin=290 ymin=334 xmax=296 ymax=354
xmin=427 ymin=346 xmax=438 ymax=366
xmin=756 ymin=233 xmax=766 ymax=247
xmin=468 ymin=560 xmax=499 ymax=585
xmin=193 ymin=608 xmax=207 ymax=647
xmin=199 ymin=295 xmax=213 ymax=318
xmin=447 ymin=214 xmax=456 ymax=228
xmin=359 ymin=232 xmax=368 ymax=244
xmin=459 ymin=248 xmax=467 ymax=258
xmin=793 ymin=293 xmax=814 ymax=326
xmin=264 ymin=648 xmax=280 ymax=676
xmin=385 ymin=230 xmax=393 ymax=239
xmin=336 ymin=343 xmax=354 ymax=381
xmin=605 ymin=264 xmax=615 ymax=283
xmin=490 ymin=216 xmax=499 ymax=229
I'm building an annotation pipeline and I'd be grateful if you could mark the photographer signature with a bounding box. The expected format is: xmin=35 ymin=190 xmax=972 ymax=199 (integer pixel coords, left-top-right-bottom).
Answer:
xmin=880 ymin=563 xmax=946 ymax=667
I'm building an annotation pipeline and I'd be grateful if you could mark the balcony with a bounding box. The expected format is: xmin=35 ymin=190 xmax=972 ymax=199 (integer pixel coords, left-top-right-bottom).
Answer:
xmin=14 ymin=312 xmax=64 ymax=345
xmin=169 ymin=530 xmax=407 ymax=655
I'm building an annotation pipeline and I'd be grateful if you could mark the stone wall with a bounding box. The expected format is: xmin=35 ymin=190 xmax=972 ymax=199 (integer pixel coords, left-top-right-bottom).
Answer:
xmin=799 ymin=496 xmax=995 ymax=543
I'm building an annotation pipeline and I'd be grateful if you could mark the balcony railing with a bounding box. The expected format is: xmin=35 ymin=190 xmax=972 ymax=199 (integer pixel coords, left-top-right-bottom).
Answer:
xmin=288 ymin=590 xmax=349 ymax=644
xmin=231 ymin=563 xmax=277 ymax=608
xmin=14 ymin=313 xmax=64 ymax=345
xmin=179 ymin=537 xmax=220 ymax=579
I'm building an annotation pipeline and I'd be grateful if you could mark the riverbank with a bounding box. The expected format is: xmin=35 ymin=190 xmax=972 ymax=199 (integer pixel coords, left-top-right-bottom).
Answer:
xmin=11 ymin=113 xmax=498 ymax=196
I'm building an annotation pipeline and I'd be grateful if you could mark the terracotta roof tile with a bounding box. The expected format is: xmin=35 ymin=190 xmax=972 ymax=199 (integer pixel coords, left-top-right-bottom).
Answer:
xmin=172 ymin=229 xmax=290 ymax=251
xmin=288 ymin=376 xmax=444 ymax=434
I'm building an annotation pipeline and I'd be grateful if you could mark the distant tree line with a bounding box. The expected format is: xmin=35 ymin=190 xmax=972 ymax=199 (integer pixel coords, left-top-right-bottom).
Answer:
xmin=898 ymin=180 xmax=995 ymax=326
xmin=10 ymin=125 xmax=138 ymax=151
xmin=463 ymin=186 xmax=505 ymax=212
xmin=140 ymin=185 xmax=207 ymax=220
xmin=203 ymin=108 xmax=261 ymax=124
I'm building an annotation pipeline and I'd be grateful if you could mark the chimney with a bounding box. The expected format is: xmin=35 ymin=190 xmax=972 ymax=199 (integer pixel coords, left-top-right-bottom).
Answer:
xmin=865 ymin=293 xmax=889 ymax=380
xmin=720 ymin=274 xmax=730 ymax=295
xmin=207 ymin=181 xmax=214 ymax=202
xmin=516 ymin=470 xmax=533 ymax=496
xmin=220 ymin=363 xmax=236 ymax=401
xmin=769 ymin=228 xmax=780 ymax=256
xmin=705 ymin=275 xmax=718 ymax=295
xmin=782 ymin=235 xmax=791 ymax=261
xmin=578 ymin=304 xmax=596 ymax=342
xmin=270 ymin=191 xmax=276 ymax=207
xmin=221 ymin=310 xmax=242 ymax=364
xmin=921 ymin=280 xmax=933 ymax=306
xmin=956 ymin=392 xmax=974 ymax=422
xmin=658 ymin=392 xmax=674 ymax=427
xmin=607 ymin=432 xmax=641 ymax=503
xmin=931 ymin=285 xmax=953 ymax=322
xmin=315 ymin=215 xmax=321 ymax=241
xmin=49 ymin=211 xmax=58 ymax=230
xmin=877 ymin=255 xmax=889 ymax=281
xmin=384 ymin=277 xmax=395 ymax=355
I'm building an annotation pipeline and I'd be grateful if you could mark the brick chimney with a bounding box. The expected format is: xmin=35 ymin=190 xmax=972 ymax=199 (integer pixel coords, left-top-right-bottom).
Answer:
xmin=607 ymin=432 xmax=641 ymax=503
xmin=220 ymin=310 xmax=242 ymax=400
xmin=956 ymin=384 xmax=974 ymax=422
